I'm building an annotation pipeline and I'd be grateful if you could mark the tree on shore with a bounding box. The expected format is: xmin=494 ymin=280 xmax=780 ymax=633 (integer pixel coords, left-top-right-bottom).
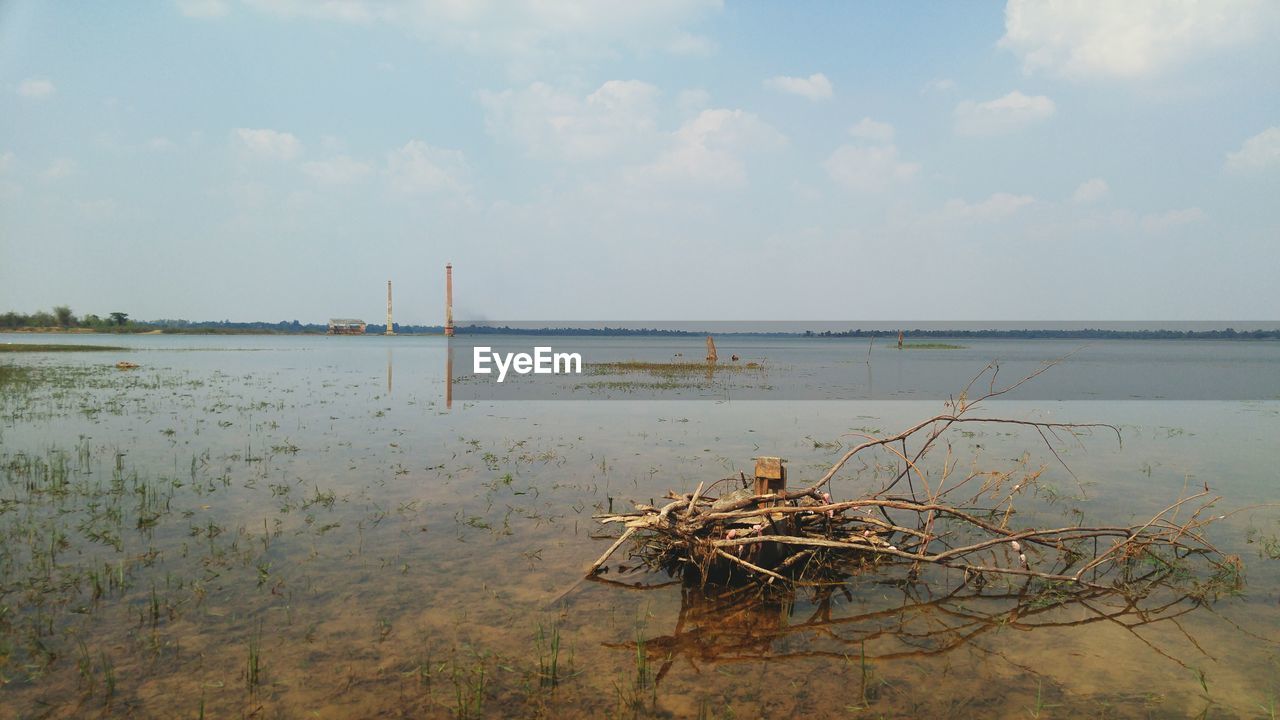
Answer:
xmin=53 ymin=305 xmax=75 ymax=327
xmin=108 ymin=312 xmax=129 ymax=326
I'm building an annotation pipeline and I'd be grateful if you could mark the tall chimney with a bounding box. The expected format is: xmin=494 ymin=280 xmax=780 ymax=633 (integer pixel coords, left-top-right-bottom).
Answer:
xmin=444 ymin=264 xmax=455 ymax=337
xmin=385 ymin=280 xmax=395 ymax=336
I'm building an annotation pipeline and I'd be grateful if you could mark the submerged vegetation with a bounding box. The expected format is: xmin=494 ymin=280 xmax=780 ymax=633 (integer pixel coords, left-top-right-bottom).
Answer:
xmin=585 ymin=360 xmax=765 ymax=379
xmin=573 ymin=360 xmax=770 ymax=394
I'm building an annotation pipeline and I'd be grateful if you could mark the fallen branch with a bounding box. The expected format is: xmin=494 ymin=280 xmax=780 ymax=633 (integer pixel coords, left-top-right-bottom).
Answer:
xmin=590 ymin=363 xmax=1235 ymax=596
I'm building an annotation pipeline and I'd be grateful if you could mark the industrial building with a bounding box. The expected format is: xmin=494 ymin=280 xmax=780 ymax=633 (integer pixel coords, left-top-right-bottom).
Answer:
xmin=327 ymin=318 xmax=367 ymax=335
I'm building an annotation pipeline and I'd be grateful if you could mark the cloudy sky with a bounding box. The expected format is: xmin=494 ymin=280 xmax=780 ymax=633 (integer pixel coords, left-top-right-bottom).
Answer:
xmin=1 ymin=1 xmax=1278 ymax=323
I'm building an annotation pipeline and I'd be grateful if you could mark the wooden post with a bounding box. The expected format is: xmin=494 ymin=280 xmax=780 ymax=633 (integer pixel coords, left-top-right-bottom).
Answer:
xmin=705 ymin=335 xmax=718 ymax=362
xmin=753 ymin=456 xmax=786 ymax=496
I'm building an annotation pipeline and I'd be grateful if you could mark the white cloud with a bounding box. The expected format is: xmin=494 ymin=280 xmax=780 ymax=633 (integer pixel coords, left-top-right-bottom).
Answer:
xmin=17 ymin=78 xmax=55 ymax=99
xmin=848 ymin=117 xmax=894 ymax=144
xmin=147 ymin=137 xmax=177 ymax=152
xmin=954 ymin=91 xmax=1055 ymax=136
xmin=242 ymin=0 xmax=721 ymax=60
xmin=825 ymin=144 xmax=919 ymax=193
xmin=40 ymin=158 xmax=78 ymax=182
xmin=233 ymin=128 xmax=302 ymax=160
xmin=673 ymin=109 xmax=785 ymax=151
xmin=764 ymin=73 xmax=833 ymax=101
xmin=668 ymin=32 xmax=716 ymax=55
xmin=633 ymin=108 xmax=785 ymax=188
xmin=303 ymin=155 xmax=373 ymax=185
xmin=77 ymin=199 xmax=119 ymax=221
xmin=228 ymin=180 xmax=273 ymax=210
xmin=1000 ymin=0 xmax=1278 ymax=80
xmin=921 ymin=78 xmax=957 ymax=95
xmin=1225 ymin=126 xmax=1280 ymax=172
xmin=941 ymin=193 xmax=1035 ymax=222
xmin=1072 ymin=178 xmax=1109 ymax=203
xmin=677 ymin=88 xmax=711 ymax=114
xmin=818 ymin=120 xmax=907 ymax=194
xmin=386 ymin=140 xmax=470 ymax=196
xmin=479 ymin=80 xmax=660 ymax=162
xmin=1141 ymin=207 xmax=1206 ymax=233
xmin=177 ymin=0 xmax=229 ymax=18
xmin=243 ymin=0 xmax=376 ymax=23
xmin=789 ymin=179 xmax=823 ymax=204
xmin=0 ymin=151 xmax=13 ymax=173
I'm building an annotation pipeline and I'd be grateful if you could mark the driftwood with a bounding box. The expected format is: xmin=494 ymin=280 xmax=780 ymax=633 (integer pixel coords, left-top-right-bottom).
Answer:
xmin=590 ymin=362 xmax=1240 ymax=594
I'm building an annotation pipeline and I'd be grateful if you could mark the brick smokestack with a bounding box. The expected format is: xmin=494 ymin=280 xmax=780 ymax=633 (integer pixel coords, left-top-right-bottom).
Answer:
xmin=385 ymin=280 xmax=395 ymax=336
xmin=444 ymin=264 xmax=454 ymax=337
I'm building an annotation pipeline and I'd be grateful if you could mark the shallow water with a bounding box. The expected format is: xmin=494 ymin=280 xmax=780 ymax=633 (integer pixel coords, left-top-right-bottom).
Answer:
xmin=1 ymin=333 xmax=1278 ymax=718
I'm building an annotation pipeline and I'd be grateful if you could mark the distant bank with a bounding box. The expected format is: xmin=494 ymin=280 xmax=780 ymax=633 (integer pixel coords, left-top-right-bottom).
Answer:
xmin=5 ymin=307 xmax=1279 ymax=339
xmin=4 ymin=324 xmax=1280 ymax=340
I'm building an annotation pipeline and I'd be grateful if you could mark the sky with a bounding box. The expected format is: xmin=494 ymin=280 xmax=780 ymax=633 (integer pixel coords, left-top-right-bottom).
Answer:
xmin=1 ymin=1 xmax=1278 ymax=323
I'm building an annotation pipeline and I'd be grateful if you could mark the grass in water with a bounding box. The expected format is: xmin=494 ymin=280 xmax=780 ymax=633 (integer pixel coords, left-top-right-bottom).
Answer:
xmin=0 ymin=364 xmax=34 ymax=388
xmin=245 ymin=623 xmax=262 ymax=692
xmin=895 ymin=343 xmax=965 ymax=350
xmin=586 ymin=360 xmax=763 ymax=377
xmin=536 ymin=621 xmax=561 ymax=688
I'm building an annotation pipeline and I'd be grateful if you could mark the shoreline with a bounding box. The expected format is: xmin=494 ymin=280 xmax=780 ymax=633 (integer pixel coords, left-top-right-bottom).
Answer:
xmin=3 ymin=327 xmax=1280 ymax=340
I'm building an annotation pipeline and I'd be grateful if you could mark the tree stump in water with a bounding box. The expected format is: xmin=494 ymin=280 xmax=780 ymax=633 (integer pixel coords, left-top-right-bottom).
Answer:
xmin=753 ymin=456 xmax=786 ymax=497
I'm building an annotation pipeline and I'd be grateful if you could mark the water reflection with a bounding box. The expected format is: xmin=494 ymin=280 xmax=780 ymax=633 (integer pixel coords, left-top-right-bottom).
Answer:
xmin=599 ymin=561 xmax=1234 ymax=686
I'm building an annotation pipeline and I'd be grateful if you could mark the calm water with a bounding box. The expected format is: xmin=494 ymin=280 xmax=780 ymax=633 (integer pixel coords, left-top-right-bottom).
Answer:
xmin=451 ymin=334 xmax=1280 ymax=401
xmin=1 ymin=333 xmax=1279 ymax=718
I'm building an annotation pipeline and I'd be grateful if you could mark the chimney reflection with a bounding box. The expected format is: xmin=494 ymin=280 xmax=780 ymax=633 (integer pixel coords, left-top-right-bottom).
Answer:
xmin=446 ymin=344 xmax=453 ymax=410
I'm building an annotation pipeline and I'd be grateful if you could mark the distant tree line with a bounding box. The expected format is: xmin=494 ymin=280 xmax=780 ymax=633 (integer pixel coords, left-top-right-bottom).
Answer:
xmin=801 ymin=328 xmax=1280 ymax=340
xmin=429 ymin=325 xmax=703 ymax=336
xmin=150 ymin=319 xmax=325 ymax=334
xmin=0 ymin=307 xmax=323 ymax=334
xmin=1 ymin=306 xmax=133 ymax=330
xmin=370 ymin=324 xmax=1280 ymax=339
xmin=3 ymin=309 xmax=1277 ymax=339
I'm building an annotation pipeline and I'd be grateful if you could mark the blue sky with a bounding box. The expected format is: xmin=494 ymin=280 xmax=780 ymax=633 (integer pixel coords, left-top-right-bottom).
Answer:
xmin=1 ymin=1 xmax=1277 ymax=323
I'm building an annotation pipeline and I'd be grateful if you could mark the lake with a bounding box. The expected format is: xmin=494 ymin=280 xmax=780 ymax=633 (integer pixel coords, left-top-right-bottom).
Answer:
xmin=1 ymin=332 xmax=1278 ymax=718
